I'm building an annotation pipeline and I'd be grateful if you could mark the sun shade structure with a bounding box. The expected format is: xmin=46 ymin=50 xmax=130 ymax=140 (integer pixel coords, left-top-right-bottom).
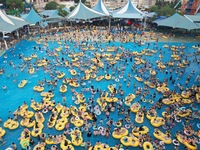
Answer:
xmin=184 ymin=14 xmax=200 ymax=28
xmin=62 ymin=7 xmax=70 ymax=13
xmin=92 ymin=0 xmax=110 ymax=16
xmin=40 ymin=10 xmax=63 ymax=19
xmin=154 ymin=13 xmax=199 ymax=30
xmin=0 ymin=10 xmax=29 ymax=33
xmin=0 ymin=10 xmax=19 ymax=33
xmin=7 ymin=15 xmax=30 ymax=28
xmin=67 ymin=1 xmax=106 ymax=20
xmin=22 ymin=8 xmax=43 ymax=24
xmin=40 ymin=10 xmax=58 ymax=17
xmin=112 ymin=0 xmax=145 ymax=19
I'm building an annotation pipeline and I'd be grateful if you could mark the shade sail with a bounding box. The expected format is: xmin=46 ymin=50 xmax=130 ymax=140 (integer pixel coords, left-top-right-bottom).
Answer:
xmin=112 ymin=0 xmax=145 ymax=19
xmin=67 ymin=1 xmax=106 ymax=20
xmin=154 ymin=13 xmax=199 ymax=30
xmin=185 ymin=14 xmax=200 ymax=27
xmin=92 ymin=0 xmax=110 ymax=16
xmin=40 ymin=10 xmax=58 ymax=16
xmin=62 ymin=7 xmax=70 ymax=13
xmin=7 ymin=15 xmax=30 ymax=27
xmin=0 ymin=10 xmax=20 ymax=33
xmin=40 ymin=10 xmax=63 ymax=19
xmin=22 ymin=8 xmax=43 ymax=24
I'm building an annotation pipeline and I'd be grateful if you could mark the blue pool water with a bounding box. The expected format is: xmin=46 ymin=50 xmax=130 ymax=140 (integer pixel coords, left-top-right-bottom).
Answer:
xmin=0 ymin=38 xmax=199 ymax=149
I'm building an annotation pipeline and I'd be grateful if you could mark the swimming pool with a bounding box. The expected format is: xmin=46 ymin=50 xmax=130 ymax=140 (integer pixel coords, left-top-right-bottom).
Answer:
xmin=0 ymin=38 xmax=199 ymax=149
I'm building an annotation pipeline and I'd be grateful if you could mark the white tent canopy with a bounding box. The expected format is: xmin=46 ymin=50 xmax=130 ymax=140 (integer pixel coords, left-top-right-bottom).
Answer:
xmin=0 ymin=10 xmax=19 ymax=33
xmin=112 ymin=0 xmax=145 ymax=19
xmin=154 ymin=13 xmax=199 ymax=30
xmin=67 ymin=1 xmax=107 ymax=20
xmin=184 ymin=14 xmax=200 ymax=28
xmin=92 ymin=0 xmax=110 ymax=16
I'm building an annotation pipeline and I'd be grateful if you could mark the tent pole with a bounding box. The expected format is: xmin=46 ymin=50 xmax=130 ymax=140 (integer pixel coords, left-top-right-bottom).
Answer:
xmin=3 ymin=32 xmax=8 ymax=50
xmin=28 ymin=26 xmax=30 ymax=35
xmin=16 ymin=30 xmax=19 ymax=39
xmin=143 ymin=16 xmax=146 ymax=31
xmin=108 ymin=16 xmax=111 ymax=33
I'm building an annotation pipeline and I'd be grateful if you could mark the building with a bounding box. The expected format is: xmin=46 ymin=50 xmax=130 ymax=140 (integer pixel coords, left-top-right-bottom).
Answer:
xmin=31 ymin=0 xmax=74 ymax=11
xmin=90 ymin=0 xmax=156 ymax=10
xmin=181 ymin=0 xmax=200 ymax=15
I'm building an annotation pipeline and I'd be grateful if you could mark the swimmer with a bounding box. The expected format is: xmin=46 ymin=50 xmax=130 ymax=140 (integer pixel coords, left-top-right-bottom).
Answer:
xmin=2 ymin=86 xmax=7 ymax=90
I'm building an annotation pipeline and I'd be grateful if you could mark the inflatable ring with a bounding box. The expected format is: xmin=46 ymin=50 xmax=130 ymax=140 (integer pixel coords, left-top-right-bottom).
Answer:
xmin=180 ymin=107 xmax=186 ymax=110
xmin=192 ymin=106 xmax=197 ymax=111
xmin=173 ymin=139 xmax=180 ymax=146
xmin=74 ymin=100 xmax=80 ymax=105
xmin=175 ymin=117 xmax=181 ymax=123
xmin=67 ymin=129 xmax=72 ymax=134
xmin=115 ymin=78 xmax=119 ymax=82
xmin=51 ymin=145 xmax=57 ymax=150
xmin=125 ymin=124 xmax=130 ymax=129
xmin=142 ymin=99 xmax=147 ymax=102
xmin=42 ymin=108 xmax=48 ymax=114
xmin=149 ymin=100 xmax=154 ymax=104
xmin=184 ymin=130 xmax=192 ymax=136
xmin=91 ymin=90 xmax=96 ymax=95
xmin=84 ymin=127 xmax=88 ymax=131
xmin=74 ymin=127 xmax=79 ymax=130
xmin=197 ymin=123 xmax=200 ymax=129
xmin=96 ymin=110 xmax=101 ymax=115
xmin=81 ymin=142 xmax=86 ymax=147
xmin=21 ymin=140 xmax=30 ymax=149
xmin=162 ymin=125 xmax=169 ymax=130
xmin=75 ymin=116 xmax=79 ymax=121
xmin=111 ymin=107 xmax=115 ymax=112
xmin=182 ymin=122 xmax=186 ymax=127
xmin=119 ymin=75 xmax=123 ymax=78
xmin=93 ymin=126 xmax=98 ymax=130
xmin=98 ymin=126 xmax=103 ymax=131
xmin=116 ymin=122 xmax=122 ymax=127
xmin=197 ymin=139 xmax=200 ymax=144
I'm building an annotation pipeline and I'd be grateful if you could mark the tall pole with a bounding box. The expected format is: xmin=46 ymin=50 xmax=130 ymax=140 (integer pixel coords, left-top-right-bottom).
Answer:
xmin=143 ymin=16 xmax=146 ymax=31
xmin=108 ymin=16 xmax=111 ymax=33
xmin=16 ymin=30 xmax=19 ymax=39
xmin=3 ymin=32 xmax=8 ymax=50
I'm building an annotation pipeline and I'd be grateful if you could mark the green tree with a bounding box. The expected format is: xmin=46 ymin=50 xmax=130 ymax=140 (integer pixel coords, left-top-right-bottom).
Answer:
xmin=0 ymin=0 xmax=5 ymax=4
xmin=150 ymin=1 xmax=176 ymax=16
xmin=45 ymin=1 xmax=59 ymax=10
xmin=58 ymin=5 xmax=68 ymax=17
xmin=70 ymin=6 xmax=76 ymax=12
xmin=74 ymin=0 xmax=86 ymax=4
xmin=149 ymin=6 xmax=159 ymax=13
xmin=5 ymin=0 xmax=24 ymax=16
xmin=6 ymin=0 xmax=24 ymax=11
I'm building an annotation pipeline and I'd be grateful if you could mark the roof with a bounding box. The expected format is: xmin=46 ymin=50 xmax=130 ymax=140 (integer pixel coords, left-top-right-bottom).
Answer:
xmin=92 ymin=0 xmax=110 ymax=16
xmin=154 ymin=13 xmax=199 ymax=30
xmin=112 ymin=0 xmax=145 ymax=19
xmin=67 ymin=1 xmax=106 ymax=20
xmin=184 ymin=14 xmax=200 ymax=27
xmin=7 ymin=15 xmax=30 ymax=27
xmin=62 ymin=7 xmax=70 ymax=13
xmin=22 ymin=8 xmax=43 ymax=24
xmin=0 ymin=10 xmax=29 ymax=33
xmin=40 ymin=10 xmax=58 ymax=16
xmin=40 ymin=9 xmax=62 ymax=19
